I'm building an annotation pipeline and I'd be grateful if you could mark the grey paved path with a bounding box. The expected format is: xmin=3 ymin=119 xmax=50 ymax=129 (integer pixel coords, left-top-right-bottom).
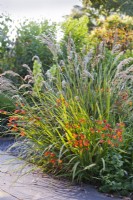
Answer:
xmin=0 ymin=140 xmax=122 ymax=200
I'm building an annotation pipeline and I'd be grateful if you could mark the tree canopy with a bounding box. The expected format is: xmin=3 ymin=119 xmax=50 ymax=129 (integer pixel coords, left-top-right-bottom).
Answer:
xmin=82 ymin=0 xmax=133 ymax=16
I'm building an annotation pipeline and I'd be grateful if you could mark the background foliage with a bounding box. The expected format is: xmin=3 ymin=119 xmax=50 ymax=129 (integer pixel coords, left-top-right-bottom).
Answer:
xmin=82 ymin=0 xmax=133 ymax=16
xmin=0 ymin=14 xmax=56 ymax=76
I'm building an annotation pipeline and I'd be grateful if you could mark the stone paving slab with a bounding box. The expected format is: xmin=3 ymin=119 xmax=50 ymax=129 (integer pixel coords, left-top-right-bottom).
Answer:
xmin=0 ymin=189 xmax=16 ymax=200
xmin=0 ymin=150 xmax=121 ymax=200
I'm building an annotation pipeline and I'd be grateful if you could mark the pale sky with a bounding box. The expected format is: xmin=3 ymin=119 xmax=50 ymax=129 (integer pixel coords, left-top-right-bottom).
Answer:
xmin=0 ymin=0 xmax=82 ymax=22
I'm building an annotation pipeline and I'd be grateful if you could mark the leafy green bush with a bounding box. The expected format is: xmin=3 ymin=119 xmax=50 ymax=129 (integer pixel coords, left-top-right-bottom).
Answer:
xmin=100 ymin=129 xmax=133 ymax=196
xmin=0 ymin=14 xmax=57 ymax=76
xmin=88 ymin=14 xmax=133 ymax=50
xmin=62 ymin=14 xmax=133 ymax=52
xmin=14 ymin=19 xmax=56 ymax=76
xmin=0 ymin=14 xmax=15 ymax=73
xmin=62 ymin=15 xmax=89 ymax=52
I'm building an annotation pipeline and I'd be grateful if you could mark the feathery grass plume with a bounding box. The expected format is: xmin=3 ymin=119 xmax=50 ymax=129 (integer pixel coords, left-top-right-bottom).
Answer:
xmin=45 ymin=70 xmax=54 ymax=82
xmin=113 ymin=64 xmax=133 ymax=89
xmin=24 ymin=75 xmax=33 ymax=83
xmin=116 ymin=57 xmax=133 ymax=74
xmin=112 ymin=44 xmax=122 ymax=54
xmin=38 ymin=33 xmax=60 ymax=61
xmin=0 ymin=76 xmax=17 ymax=95
xmin=82 ymin=69 xmax=94 ymax=80
xmin=83 ymin=49 xmax=94 ymax=69
xmin=98 ymin=41 xmax=105 ymax=55
xmin=19 ymin=84 xmax=32 ymax=90
xmin=0 ymin=70 xmax=22 ymax=78
xmin=22 ymin=64 xmax=33 ymax=76
xmin=112 ymin=51 xmax=124 ymax=66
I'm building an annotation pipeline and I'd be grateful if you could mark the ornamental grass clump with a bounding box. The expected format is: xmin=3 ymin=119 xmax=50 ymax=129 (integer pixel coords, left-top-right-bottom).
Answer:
xmin=8 ymin=37 xmax=133 ymax=195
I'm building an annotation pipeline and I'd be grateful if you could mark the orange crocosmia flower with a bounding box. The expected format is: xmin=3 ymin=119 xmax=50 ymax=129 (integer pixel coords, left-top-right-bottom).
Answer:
xmin=107 ymin=140 xmax=114 ymax=146
xmin=102 ymin=126 xmax=108 ymax=131
xmin=50 ymin=153 xmax=56 ymax=157
xmin=58 ymin=159 xmax=62 ymax=164
xmin=77 ymin=124 xmax=81 ymax=129
xmin=117 ymin=131 xmax=122 ymax=137
xmin=110 ymin=143 xmax=115 ymax=147
xmin=103 ymin=120 xmax=107 ymax=123
xmin=115 ymin=143 xmax=119 ymax=147
xmin=96 ymin=120 xmax=103 ymax=125
xmin=20 ymin=131 xmax=26 ymax=137
xmin=118 ymin=137 xmax=123 ymax=142
xmin=107 ymin=134 xmax=112 ymax=138
xmin=0 ymin=110 xmax=7 ymax=114
xmin=7 ymin=123 xmax=12 ymax=127
xmin=116 ymin=129 xmax=122 ymax=136
xmin=14 ymin=110 xmax=20 ymax=114
xmin=50 ymin=159 xmax=56 ymax=164
xmin=99 ymin=139 xmax=104 ymax=144
xmin=112 ymin=135 xmax=117 ymax=139
xmin=11 ymin=126 xmax=18 ymax=131
xmin=80 ymin=133 xmax=85 ymax=139
xmin=65 ymin=123 xmax=69 ymax=128
xmin=13 ymin=123 xmax=18 ymax=127
xmin=56 ymin=98 xmax=61 ymax=104
xmin=20 ymin=110 xmax=26 ymax=114
xmin=79 ymin=140 xmax=83 ymax=147
xmin=117 ymin=122 xmax=125 ymax=128
xmin=73 ymin=133 xmax=78 ymax=138
xmin=83 ymin=140 xmax=89 ymax=147
xmin=9 ymin=116 xmax=19 ymax=122
xmin=90 ymin=128 xmax=95 ymax=133
xmin=73 ymin=140 xmax=79 ymax=147
xmin=96 ymin=129 xmax=101 ymax=133
xmin=0 ymin=110 xmax=5 ymax=114
xmin=73 ymin=124 xmax=80 ymax=129
xmin=79 ymin=118 xmax=86 ymax=123
xmin=106 ymin=124 xmax=111 ymax=128
xmin=44 ymin=151 xmax=51 ymax=156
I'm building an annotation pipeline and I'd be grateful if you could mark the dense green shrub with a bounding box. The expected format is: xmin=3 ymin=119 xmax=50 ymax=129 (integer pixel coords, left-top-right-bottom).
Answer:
xmin=0 ymin=14 xmax=15 ymax=72
xmin=14 ymin=19 xmax=56 ymax=76
xmin=62 ymin=14 xmax=133 ymax=52
xmin=0 ymin=14 xmax=57 ymax=76
xmin=100 ymin=129 xmax=133 ymax=195
xmin=88 ymin=14 xmax=133 ymax=50
xmin=82 ymin=0 xmax=133 ymax=16
xmin=62 ymin=15 xmax=89 ymax=52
